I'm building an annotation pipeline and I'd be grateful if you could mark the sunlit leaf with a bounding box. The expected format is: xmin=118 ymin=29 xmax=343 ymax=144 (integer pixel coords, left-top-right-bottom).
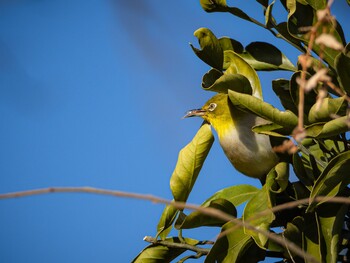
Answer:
xmin=224 ymin=50 xmax=263 ymax=99
xmin=243 ymin=172 xmax=276 ymax=247
xmin=190 ymin=28 xmax=223 ymax=70
xmin=202 ymin=69 xmax=253 ymax=95
xmin=156 ymin=204 xmax=178 ymax=239
xmin=317 ymin=203 xmax=348 ymax=263
xmin=175 ymin=198 xmax=236 ymax=229
xmin=305 ymin=116 xmax=349 ymax=138
xmin=228 ymin=90 xmax=298 ymax=129
xmin=308 ymin=97 xmax=348 ymax=123
xmin=176 ymin=185 xmax=258 ymax=229
xmin=132 ymin=237 xmax=200 ymax=263
xmin=170 ymin=123 xmax=214 ymax=202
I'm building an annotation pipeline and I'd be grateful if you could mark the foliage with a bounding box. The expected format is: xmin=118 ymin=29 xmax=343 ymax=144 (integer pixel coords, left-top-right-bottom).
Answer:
xmin=134 ymin=1 xmax=350 ymax=262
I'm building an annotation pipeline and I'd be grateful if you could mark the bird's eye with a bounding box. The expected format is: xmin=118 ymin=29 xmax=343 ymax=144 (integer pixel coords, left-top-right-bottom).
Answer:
xmin=208 ymin=103 xmax=217 ymax=112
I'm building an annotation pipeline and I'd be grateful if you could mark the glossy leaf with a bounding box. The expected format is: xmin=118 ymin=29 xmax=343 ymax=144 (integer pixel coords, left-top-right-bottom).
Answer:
xmin=292 ymin=153 xmax=314 ymax=188
xmin=228 ymin=90 xmax=298 ymax=129
xmin=305 ymin=116 xmax=349 ymax=138
xmin=308 ymin=97 xmax=348 ymax=123
xmin=308 ymin=151 xmax=350 ymax=211
xmin=132 ymin=237 xmax=199 ymax=263
xmin=175 ymin=198 xmax=236 ymax=229
xmin=176 ymin=185 xmax=258 ymax=229
xmin=202 ymin=69 xmax=253 ymax=95
xmin=205 ymin=222 xmax=264 ymax=263
xmin=252 ymin=122 xmax=292 ymax=137
xmin=243 ymin=42 xmax=296 ymax=71
xmin=190 ymin=28 xmax=223 ymax=70
xmin=170 ymin=123 xmax=214 ymax=203
xmin=224 ymin=50 xmax=263 ymax=99
xmin=156 ymin=204 xmax=178 ymax=239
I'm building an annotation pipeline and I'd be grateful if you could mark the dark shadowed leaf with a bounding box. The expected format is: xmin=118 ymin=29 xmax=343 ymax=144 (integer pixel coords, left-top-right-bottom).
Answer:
xmin=292 ymin=153 xmax=314 ymax=188
xmin=303 ymin=212 xmax=322 ymax=263
xmin=205 ymin=222 xmax=264 ymax=263
xmin=272 ymin=79 xmax=298 ymax=115
xmin=335 ymin=52 xmax=350 ymax=94
xmin=244 ymin=42 xmax=296 ymax=71
xmin=308 ymin=151 xmax=350 ymax=211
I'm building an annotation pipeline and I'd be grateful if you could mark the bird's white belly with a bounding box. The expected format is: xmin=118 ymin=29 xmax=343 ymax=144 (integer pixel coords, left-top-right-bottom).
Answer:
xmin=219 ymin=128 xmax=279 ymax=178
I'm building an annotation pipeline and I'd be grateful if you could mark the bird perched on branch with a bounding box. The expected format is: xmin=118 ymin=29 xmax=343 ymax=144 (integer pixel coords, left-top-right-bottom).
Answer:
xmin=184 ymin=93 xmax=279 ymax=179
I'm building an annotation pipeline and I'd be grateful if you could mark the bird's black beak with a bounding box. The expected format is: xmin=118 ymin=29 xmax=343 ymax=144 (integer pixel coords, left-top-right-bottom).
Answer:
xmin=182 ymin=109 xmax=206 ymax=119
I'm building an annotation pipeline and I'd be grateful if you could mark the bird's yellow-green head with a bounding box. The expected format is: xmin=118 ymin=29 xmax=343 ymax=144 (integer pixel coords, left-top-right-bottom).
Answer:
xmin=183 ymin=93 xmax=235 ymax=137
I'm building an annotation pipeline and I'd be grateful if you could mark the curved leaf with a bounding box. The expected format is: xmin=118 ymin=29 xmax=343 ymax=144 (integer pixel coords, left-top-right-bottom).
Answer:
xmin=243 ymin=42 xmax=296 ymax=71
xmin=190 ymin=28 xmax=223 ymax=70
xmin=224 ymin=51 xmax=262 ymax=99
xmin=170 ymin=123 xmax=214 ymax=203
xmin=202 ymin=69 xmax=253 ymax=95
xmin=176 ymin=185 xmax=258 ymax=229
xmin=272 ymin=79 xmax=298 ymax=115
xmin=205 ymin=222 xmax=264 ymax=263
xmin=228 ymin=90 xmax=298 ymax=129
xmin=132 ymin=237 xmax=199 ymax=263
xmin=156 ymin=204 xmax=178 ymax=239
xmin=243 ymin=172 xmax=276 ymax=248
xmin=308 ymin=97 xmax=348 ymax=123
xmin=176 ymin=198 xmax=237 ymax=229
xmin=307 ymin=151 xmax=350 ymax=211
xmin=305 ymin=116 xmax=349 ymax=138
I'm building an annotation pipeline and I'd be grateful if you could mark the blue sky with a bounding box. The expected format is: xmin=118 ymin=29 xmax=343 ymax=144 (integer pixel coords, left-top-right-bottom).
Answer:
xmin=0 ymin=1 xmax=349 ymax=262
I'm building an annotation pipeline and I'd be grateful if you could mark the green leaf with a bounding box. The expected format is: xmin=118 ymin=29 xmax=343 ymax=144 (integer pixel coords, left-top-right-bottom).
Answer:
xmin=270 ymin=162 xmax=290 ymax=193
xmin=308 ymin=151 xmax=350 ymax=212
xmin=228 ymin=89 xmax=298 ymax=129
xmin=176 ymin=185 xmax=258 ymax=229
xmin=156 ymin=204 xmax=178 ymax=239
xmin=175 ymin=198 xmax=237 ymax=229
xmin=218 ymin=37 xmax=244 ymax=53
xmin=304 ymin=0 xmax=326 ymax=10
xmin=308 ymin=97 xmax=348 ymax=123
xmin=303 ymin=212 xmax=323 ymax=263
xmin=190 ymin=28 xmax=223 ymax=70
xmin=256 ymin=0 xmax=269 ymax=7
xmin=275 ymin=22 xmax=305 ymax=52
xmin=201 ymin=69 xmax=253 ymax=95
xmin=132 ymin=237 xmax=199 ymax=263
xmin=252 ymin=122 xmax=293 ymax=137
xmin=292 ymin=153 xmax=314 ymax=188
xmin=272 ymin=79 xmax=298 ymax=115
xmin=224 ymin=50 xmax=263 ymax=99
xmin=243 ymin=172 xmax=276 ymax=248
xmin=243 ymin=42 xmax=296 ymax=71
xmin=317 ymin=203 xmax=348 ymax=263
xmin=170 ymin=123 xmax=214 ymax=203
xmin=264 ymin=0 xmax=276 ymax=28
xmin=335 ymin=51 xmax=350 ymax=94
xmin=205 ymin=222 xmax=264 ymax=263
xmin=305 ymin=116 xmax=349 ymax=138
xmin=199 ymin=0 xmax=228 ymax=12
xmin=282 ymin=217 xmax=304 ymax=261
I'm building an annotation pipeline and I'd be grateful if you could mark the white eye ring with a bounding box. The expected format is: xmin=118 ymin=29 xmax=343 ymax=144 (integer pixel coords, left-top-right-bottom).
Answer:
xmin=208 ymin=103 xmax=217 ymax=112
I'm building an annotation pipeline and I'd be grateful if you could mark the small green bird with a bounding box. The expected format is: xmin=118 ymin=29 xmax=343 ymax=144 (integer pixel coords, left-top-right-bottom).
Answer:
xmin=184 ymin=93 xmax=279 ymax=179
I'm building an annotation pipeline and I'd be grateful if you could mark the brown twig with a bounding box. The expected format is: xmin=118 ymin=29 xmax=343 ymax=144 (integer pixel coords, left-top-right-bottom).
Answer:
xmin=0 ymin=186 xmax=320 ymax=263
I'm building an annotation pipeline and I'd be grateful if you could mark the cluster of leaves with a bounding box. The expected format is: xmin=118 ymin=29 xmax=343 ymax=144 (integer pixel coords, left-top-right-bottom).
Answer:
xmin=133 ymin=1 xmax=350 ymax=262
